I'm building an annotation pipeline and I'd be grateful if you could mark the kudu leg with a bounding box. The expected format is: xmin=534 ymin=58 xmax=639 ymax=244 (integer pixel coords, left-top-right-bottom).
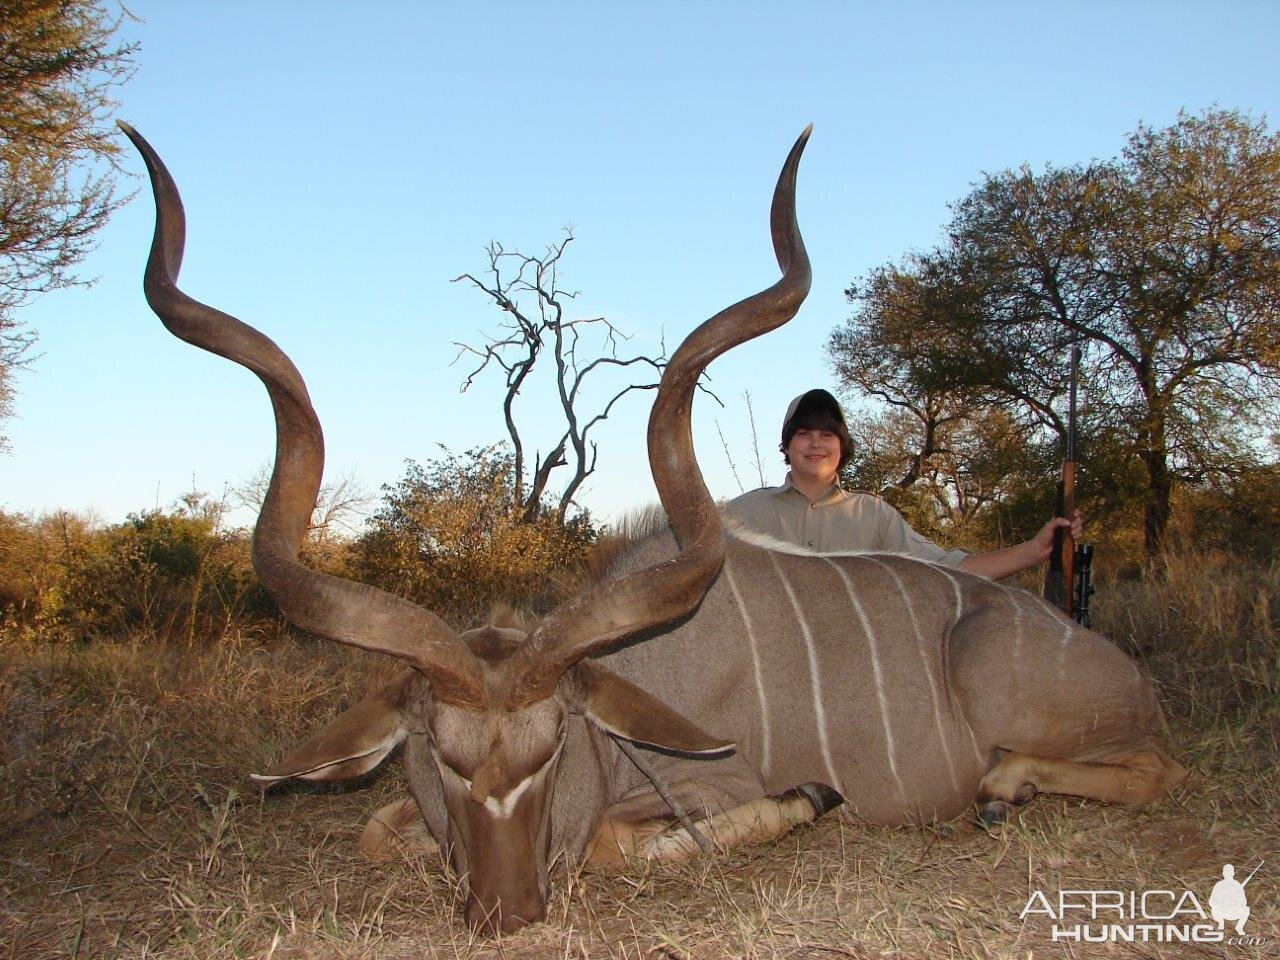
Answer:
xmin=976 ymin=747 xmax=1187 ymax=818
xmin=359 ymin=796 xmax=440 ymax=860
xmin=585 ymin=783 xmax=843 ymax=869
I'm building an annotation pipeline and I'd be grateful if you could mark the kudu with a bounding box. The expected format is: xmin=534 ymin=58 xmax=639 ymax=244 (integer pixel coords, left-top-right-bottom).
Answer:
xmin=120 ymin=122 xmax=1184 ymax=935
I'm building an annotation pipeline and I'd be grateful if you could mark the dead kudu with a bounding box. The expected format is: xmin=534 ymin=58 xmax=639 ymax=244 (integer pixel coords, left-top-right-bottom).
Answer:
xmin=120 ymin=123 xmax=1184 ymax=935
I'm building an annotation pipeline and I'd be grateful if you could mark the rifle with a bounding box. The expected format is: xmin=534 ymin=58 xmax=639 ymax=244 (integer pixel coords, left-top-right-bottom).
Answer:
xmin=1074 ymin=543 xmax=1095 ymax=628
xmin=1044 ymin=346 xmax=1094 ymax=625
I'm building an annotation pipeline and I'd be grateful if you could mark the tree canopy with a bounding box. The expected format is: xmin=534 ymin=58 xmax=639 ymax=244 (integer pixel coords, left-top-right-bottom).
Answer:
xmin=832 ymin=109 xmax=1280 ymax=556
xmin=0 ymin=0 xmax=136 ymax=444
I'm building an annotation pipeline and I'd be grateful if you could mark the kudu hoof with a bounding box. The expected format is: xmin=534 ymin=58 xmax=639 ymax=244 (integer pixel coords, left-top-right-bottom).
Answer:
xmin=977 ymin=800 xmax=1011 ymax=828
xmin=778 ymin=782 xmax=845 ymax=819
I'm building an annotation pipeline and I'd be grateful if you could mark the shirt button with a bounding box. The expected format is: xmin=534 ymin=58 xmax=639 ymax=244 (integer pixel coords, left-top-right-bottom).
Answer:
xmin=807 ymin=540 xmax=814 ymax=547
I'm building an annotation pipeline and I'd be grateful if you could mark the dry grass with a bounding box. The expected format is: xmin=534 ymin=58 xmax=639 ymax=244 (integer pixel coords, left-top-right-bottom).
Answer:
xmin=2 ymin=554 xmax=1277 ymax=959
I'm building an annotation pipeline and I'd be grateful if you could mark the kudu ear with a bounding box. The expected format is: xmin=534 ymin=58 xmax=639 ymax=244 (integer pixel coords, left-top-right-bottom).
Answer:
xmin=570 ymin=660 xmax=734 ymax=757
xmin=251 ymin=669 xmax=418 ymax=784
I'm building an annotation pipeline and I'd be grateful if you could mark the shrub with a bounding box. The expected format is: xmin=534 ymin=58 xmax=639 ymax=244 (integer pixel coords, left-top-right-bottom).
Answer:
xmin=351 ymin=446 xmax=596 ymax=628
xmin=0 ymin=502 xmax=267 ymax=642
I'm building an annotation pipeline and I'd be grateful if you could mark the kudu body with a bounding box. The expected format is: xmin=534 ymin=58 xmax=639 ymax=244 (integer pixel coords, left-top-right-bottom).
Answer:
xmin=120 ymin=122 xmax=1183 ymax=935
xmin=595 ymin=526 xmax=1185 ymax=828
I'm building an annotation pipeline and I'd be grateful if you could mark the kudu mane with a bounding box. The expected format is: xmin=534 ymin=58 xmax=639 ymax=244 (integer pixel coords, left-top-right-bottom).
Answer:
xmin=578 ymin=504 xmax=673 ymax=586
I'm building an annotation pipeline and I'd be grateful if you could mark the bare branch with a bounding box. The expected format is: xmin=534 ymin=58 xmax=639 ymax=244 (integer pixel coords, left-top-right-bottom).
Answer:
xmin=717 ymin=419 xmax=745 ymax=494
xmin=743 ymin=391 xmax=768 ymax=489
xmin=452 ymin=229 xmax=680 ymax=524
xmin=524 ymin=437 xmax=569 ymax=522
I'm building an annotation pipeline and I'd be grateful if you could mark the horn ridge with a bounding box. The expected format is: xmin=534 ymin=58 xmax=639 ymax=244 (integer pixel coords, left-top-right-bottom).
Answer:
xmin=120 ymin=122 xmax=486 ymax=707
xmin=505 ymin=126 xmax=814 ymax=708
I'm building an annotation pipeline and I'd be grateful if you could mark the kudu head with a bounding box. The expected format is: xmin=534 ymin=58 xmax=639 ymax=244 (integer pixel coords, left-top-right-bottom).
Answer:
xmin=119 ymin=120 xmax=811 ymax=933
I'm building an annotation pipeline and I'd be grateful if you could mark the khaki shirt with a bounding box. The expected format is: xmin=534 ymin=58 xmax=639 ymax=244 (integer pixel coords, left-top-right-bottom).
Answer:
xmin=723 ymin=476 xmax=970 ymax=569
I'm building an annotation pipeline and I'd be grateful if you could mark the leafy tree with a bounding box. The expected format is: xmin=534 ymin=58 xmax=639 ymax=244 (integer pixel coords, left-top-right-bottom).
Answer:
xmin=0 ymin=0 xmax=136 ymax=443
xmin=1175 ymin=466 xmax=1280 ymax=559
xmin=833 ymin=109 xmax=1280 ymax=556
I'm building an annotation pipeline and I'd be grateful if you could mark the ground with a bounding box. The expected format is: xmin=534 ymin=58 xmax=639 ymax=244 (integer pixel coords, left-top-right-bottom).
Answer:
xmin=2 ymin=562 xmax=1277 ymax=959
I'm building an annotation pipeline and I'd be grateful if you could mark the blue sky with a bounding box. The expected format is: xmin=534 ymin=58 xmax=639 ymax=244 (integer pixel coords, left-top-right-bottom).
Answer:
xmin=4 ymin=1 xmax=1279 ymax=528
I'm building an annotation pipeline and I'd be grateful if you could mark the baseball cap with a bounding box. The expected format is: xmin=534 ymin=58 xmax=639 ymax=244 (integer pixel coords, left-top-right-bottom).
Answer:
xmin=781 ymin=389 xmax=847 ymax=435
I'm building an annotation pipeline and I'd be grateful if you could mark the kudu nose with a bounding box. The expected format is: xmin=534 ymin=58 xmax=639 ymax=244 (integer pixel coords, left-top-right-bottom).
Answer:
xmin=466 ymin=893 xmax=546 ymax=935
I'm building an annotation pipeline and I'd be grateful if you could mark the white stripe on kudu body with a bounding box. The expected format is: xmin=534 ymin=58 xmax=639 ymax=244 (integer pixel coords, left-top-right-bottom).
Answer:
xmin=725 ymin=564 xmax=773 ymax=777
xmin=769 ymin=555 xmax=843 ymax=794
xmin=824 ymin=558 xmax=910 ymax=810
xmin=868 ymin=557 xmax=962 ymax=801
xmin=936 ymin=568 xmax=987 ymax=767
xmin=1057 ymin=618 xmax=1072 ymax=680
xmin=1000 ymin=585 xmax=1027 ymax=705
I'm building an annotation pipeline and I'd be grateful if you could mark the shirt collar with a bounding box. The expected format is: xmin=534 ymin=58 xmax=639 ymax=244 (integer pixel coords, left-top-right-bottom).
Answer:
xmin=775 ymin=472 xmax=851 ymax=506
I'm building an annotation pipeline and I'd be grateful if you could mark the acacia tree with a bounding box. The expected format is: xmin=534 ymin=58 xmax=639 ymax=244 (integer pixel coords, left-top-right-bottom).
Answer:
xmin=834 ymin=109 xmax=1280 ymax=556
xmin=453 ymin=232 xmax=700 ymax=523
xmin=0 ymin=0 xmax=136 ymax=443
xmin=830 ymin=263 xmax=1071 ymax=547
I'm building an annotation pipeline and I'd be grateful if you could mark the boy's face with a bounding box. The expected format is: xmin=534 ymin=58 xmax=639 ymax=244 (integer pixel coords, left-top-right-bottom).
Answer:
xmin=786 ymin=427 xmax=842 ymax=485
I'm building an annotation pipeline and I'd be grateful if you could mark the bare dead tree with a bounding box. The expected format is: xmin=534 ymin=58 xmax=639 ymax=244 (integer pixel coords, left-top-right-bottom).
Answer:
xmin=453 ymin=231 xmax=717 ymax=523
xmin=233 ymin=462 xmax=371 ymax=541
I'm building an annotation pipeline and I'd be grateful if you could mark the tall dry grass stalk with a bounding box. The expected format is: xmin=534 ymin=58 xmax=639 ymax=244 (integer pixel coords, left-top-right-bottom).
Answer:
xmin=2 ymin=555 xmax=1276 ymax=958
xmin=1100 ymin=549 xmax=1279 ymax=682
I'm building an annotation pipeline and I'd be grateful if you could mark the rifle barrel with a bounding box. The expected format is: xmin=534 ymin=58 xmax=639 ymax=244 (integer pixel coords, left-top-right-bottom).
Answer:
xmin=1242 ymin=859 xmax=1265 ymax=886
xmin=1061 ymin=459 xmax=1076 ymax=618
